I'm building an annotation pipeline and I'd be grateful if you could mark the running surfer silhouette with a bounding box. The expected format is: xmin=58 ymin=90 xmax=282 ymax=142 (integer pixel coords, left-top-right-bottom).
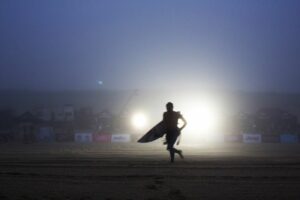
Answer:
xmin=163 ymin=102 xmax=187 ymax=163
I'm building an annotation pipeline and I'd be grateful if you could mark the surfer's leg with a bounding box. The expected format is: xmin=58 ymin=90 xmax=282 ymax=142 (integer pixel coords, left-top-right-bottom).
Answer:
xmin=173 ymin=132 xmax=184 ymax=159
xmin=173 ymin=148 xmax=184 ymax=159
xmin=169 ymin=149 xmax=175 ymax=162
xmin=166 ymin=134 xmax=172 ymax=150
xmin=166 ymin=133 xmax=177 ymax=162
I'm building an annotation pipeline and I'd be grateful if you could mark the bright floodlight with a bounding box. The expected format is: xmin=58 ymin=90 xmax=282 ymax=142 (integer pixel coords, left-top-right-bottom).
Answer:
xmin=185 ymin=102 xmax=220 ymax=131
xmin=181 ymin=98 xmax=224 ymax=143
xmin=131 ymin=112 xmax=147 ymax=130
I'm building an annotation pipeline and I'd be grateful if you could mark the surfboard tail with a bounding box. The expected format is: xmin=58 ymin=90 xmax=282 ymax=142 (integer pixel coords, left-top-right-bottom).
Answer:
xmin=137 ymin=121 xmax=166 ymax=143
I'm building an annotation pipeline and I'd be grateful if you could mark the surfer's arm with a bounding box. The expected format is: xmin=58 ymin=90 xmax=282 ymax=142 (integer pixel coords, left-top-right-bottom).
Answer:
xmin=179 ymin=116 xmax=187 ymax=131
xmin=162 ymin=112 xmax=167 ymax=122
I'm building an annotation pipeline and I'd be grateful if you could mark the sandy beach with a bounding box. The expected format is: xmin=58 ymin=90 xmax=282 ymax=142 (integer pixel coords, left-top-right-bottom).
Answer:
xmin=0 ymin=142 xmax=300 ymax=200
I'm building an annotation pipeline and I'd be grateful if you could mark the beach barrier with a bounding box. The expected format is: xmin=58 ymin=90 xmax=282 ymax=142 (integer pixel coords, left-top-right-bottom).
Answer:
xmin=261 ymin=135 xmax=280 ymax=143
xmin=12 ymin=129 xmax=300 ymax=144
xmin=222 ymin=133 xmax=298 ymax=144
xmin=206 ymin=133 xmax=224 ymax=143
xmin=224 ymin=134 xmax=242 ymax=143
xmin=242 ymin=133 xmax=262 ymax=144
xmin=111 ymin=134 xmax=131 ymax=143
xmin=74 ymin=132 xmax=93 ymax=143
xmin=93 ymin=134 xmax=111 ymax=143
xmin=280 ymin=134 xmax=299 ymax=144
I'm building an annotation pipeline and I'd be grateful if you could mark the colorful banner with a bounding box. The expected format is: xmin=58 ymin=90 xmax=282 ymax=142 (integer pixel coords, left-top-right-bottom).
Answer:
xmin=93 ymin=134 xmax=111 ymax=142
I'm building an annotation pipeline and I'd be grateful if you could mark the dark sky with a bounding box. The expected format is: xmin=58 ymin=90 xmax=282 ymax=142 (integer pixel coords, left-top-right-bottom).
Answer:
xmin=1 ymin=0 xmax=300 ymax=91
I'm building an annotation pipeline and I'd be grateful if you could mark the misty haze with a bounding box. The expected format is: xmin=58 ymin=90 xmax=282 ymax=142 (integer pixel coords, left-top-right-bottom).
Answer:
xmin=1 ymin=1 xmax=300 ymax=200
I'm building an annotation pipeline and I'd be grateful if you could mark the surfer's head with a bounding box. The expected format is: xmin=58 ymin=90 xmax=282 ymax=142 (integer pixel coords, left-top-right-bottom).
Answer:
xmin=166 ymin=102 xmax=173 ymax=111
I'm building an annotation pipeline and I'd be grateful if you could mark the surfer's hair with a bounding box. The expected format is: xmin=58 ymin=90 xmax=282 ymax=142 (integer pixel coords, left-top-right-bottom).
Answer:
xmin=166 ymin=102 xmax=173 ymax=111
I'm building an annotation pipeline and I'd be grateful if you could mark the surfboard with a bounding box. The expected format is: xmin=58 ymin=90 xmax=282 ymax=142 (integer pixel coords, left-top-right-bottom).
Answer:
xmin=137 ymin=121 xmax=166 ymax=143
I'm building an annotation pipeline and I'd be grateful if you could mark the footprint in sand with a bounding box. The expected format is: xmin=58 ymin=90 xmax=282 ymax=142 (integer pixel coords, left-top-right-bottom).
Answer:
xmin=154 ymin=179 xmax=164 ymax=185
xmin=167 ymin=189 xmax=186 ymax=200
xmin=146 ymin=184 xmax=159 ymax=190
xmin=154 ymin=176 xmax=165 ymax=185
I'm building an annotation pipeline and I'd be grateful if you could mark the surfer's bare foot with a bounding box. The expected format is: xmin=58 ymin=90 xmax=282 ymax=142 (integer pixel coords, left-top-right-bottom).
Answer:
xmin=170 ymin=157 xmax=174 ymax=163
xmin=178 ymin=150 xmax=184 ymax=159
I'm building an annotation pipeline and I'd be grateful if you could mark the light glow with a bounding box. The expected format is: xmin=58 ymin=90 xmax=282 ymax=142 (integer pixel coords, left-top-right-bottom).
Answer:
xmin=180 ymin=97 xmax=224 ymax=143
xmin=131 ymin=112 xmax=148 ymax=130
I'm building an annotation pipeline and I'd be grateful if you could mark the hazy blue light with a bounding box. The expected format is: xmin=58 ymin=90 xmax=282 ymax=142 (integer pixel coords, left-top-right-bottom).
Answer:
xmin=0 ymin=0 xmax=300 ymax=92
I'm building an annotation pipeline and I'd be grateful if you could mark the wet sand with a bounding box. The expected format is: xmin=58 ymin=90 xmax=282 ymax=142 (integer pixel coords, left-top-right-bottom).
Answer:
xmin=0 ymin=143 xmax=300 ymax=200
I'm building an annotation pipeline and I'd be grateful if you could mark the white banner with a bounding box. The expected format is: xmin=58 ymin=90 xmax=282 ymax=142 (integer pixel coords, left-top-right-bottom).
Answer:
xmin=111 ymin=134 xmax=131 ymax=143
xmin=243 ymin=133 xmax=262 ymax=144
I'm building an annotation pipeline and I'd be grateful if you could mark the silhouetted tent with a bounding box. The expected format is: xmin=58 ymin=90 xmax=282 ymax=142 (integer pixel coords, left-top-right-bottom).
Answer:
xmin=51 ymin=121 xmax=75 ymax=142
xmin=0 ymin=109 xmax=15 ymax=142
xmin=15 ymin=111 xmax=43 ymax=124
xmin=15 ymin=111 xmax=43 ymax=143
xmin=75 ymin=107 xmax=96 ymax=130
xmin=0 ymin=109 xmax=14 ymax=127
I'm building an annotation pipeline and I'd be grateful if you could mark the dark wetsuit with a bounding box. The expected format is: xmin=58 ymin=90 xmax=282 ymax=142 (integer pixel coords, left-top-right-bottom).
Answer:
xmin=163 ymin=111 xmax=183 ymax=162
